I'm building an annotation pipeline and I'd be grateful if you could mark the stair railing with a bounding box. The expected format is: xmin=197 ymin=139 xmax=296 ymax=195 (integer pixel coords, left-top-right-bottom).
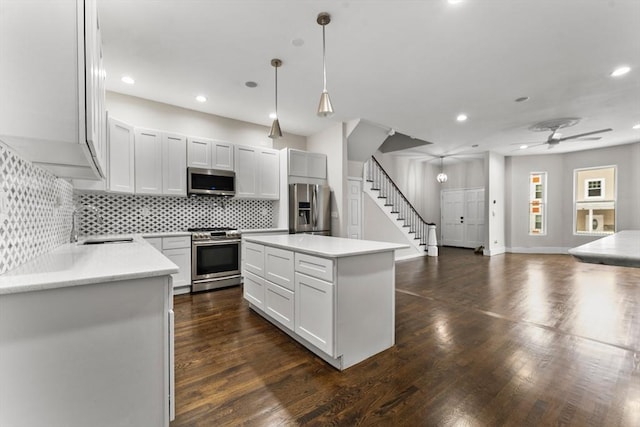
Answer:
xmin=365 ymin=156 xmax=432 ymax=246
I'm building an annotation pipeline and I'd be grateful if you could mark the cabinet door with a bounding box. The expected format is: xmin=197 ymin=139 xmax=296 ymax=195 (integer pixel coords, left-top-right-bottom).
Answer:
xmin=187 ymin=137 xmax=212 ymax=168
xmin=162 ymin=133 xmax=187 ymax=196
xmin=235 ymin=145 xmax=258 ymax=198
xmin=144 ymin=237 xmax=163 ymax=252
xmin=163 ymin=247 xmax=191 ymax=289
xmin=288 ymin=149 xmax=308 ymax=177
xmin=243 ymin=271 xmax=265 ymax=310
xmin=108 ymin=118 xmax=135 ymax=194
xmin=265 ymin=281 xmax=294 ymax=331
xmin=295 ymin=272 xmax=334 ymax=356
xmin=244 ymin=242 xmax=265 ymax=277
xmin=264 ymin=246 xmax=294 ymax=291
xmin=258 ymin=149 xmax=280 ymax=199
xmin=212 ymin=141 xmax=234 ymax=171
xmin=134 ymin=128 xmax=163 ymax=195
xmin=307 ymin=153 xmax=327 ymax=179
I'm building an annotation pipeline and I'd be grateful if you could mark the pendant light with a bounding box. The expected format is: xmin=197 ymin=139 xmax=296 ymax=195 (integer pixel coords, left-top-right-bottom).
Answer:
xmin=316 ymin=12 xmax=334 ymax=117
xmin=268 ymin=58 xmax=283 ymax=139
xmin=436 ymin=156 xmax=448 ymax=183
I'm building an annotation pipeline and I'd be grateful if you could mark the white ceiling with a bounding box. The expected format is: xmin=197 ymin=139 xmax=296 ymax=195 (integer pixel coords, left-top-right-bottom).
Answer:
xmin=98 ymin=0 xmax=640 ymax=160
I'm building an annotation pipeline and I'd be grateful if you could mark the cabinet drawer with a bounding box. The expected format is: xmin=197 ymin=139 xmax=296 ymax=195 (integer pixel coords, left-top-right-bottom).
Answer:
xmin=265 ymin=247 xmax=294 ymax=291
xmin=294 ymin=253 xmax=334 ymax=282
xmin=243 ymin=271 xmax=265 ymax=310
xmin=265 ymin=281 xmax=294 ymax=331
xmin=144 ymin=237 xmax=162 ymax=252
xmin=244 ymin=242 xmax=265 ymax=277
xmin=162 ymin=236 xmax=191 ymax=250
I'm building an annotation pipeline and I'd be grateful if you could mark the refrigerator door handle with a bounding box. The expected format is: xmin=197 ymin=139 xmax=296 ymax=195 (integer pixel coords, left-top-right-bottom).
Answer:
xmin=312 ymin=186 xmax=318 ymax=228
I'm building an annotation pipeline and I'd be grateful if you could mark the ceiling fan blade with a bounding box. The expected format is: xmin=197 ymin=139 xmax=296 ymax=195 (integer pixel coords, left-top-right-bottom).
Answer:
xmin=559 ymin=128 xmax=612 ymax=142
xmin=573 ymin=136 xmax=603 ymax=141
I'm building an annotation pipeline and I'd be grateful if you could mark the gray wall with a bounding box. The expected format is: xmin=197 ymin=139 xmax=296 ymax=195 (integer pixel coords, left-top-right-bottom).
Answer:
xmin=506 ymin=142 xmax=640 ymax=252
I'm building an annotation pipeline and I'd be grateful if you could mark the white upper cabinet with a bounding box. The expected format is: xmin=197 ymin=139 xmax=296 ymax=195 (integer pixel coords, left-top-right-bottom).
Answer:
xmin=235 ymin=145 xmax=280 ymax=200
xmin=108 ymin=118 xmax=135 ymax=194
xmin=162 ymin=133 xmax=187 ymax=196
xmin=0 ymin=0 xmax=106 ymax=179
xmin=287 ymin=149 xmax=327 ymax=180
xmin=134 ymin=128 xmax=163 ymax=195
xmin=187 ymin=137 xmax=234 ymax=171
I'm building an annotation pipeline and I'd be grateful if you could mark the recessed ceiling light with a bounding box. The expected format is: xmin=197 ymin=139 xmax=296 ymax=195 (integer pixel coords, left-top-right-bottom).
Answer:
xmin=633 ymin=123 xmax=640 ymax=130
xmin=610 ymin=66 xmax=631 ymax=77
xmin=472 ymin=144 xmax=479 ymax=148
xmin=520 ymin=145 xmax=528 ymax=150
xmin=515 ymin=96 xmax=530 ymax=103
xmin=292 ymin=38 xmax=305 ymax=47
xmin=195 ymin=95 xmax=207 ymax=103
xmin=456 ymin=113 xmax=468 ymax=122
xmin=269 ymin=112 xmax=277 ymax=119
xmin=245 ymin=81 xmax=258 ymax=88
xmin=448 ymin=0 xmax=464 ymax=4
xmin=121 ymin=76 xmax=135 ymax=85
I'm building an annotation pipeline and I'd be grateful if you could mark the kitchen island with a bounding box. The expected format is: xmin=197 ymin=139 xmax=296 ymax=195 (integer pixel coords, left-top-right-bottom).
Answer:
xmin=0 ymin=236 xmax=177 ymax=427
xmin=242 ymin=234 xmax=408 ymax=370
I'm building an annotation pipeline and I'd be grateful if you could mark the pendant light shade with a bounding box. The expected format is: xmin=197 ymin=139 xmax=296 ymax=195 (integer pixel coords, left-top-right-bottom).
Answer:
xmin=317 ymin=12 xmax=334 ymax=117
xmin=436 ymin=156 xmax=448 ymax=183
xmin=268 ymin=58 xmax=283 ymax=139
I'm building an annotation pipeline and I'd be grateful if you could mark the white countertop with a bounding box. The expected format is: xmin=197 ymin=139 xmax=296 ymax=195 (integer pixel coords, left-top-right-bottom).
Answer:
xmin=243 ymin=234 xmax=409 ymax=258
xmin=0 ymin=235 xmax=178 ymax=295
xmin=240 ymin=228 xmax=288 ymax=235
xmin=140 ymin=231 xmax=191 ymax=238
xmin=568 ymin=230 xmax=640 ymax=268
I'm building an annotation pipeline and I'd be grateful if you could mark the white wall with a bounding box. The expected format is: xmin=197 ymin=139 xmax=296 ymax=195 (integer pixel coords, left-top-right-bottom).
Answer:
xmin=106 ymin=91 xmax=307 ymax=151
xmin=505 ymin=142 xmax=640 ymax=252
xmin=307 ymin=123 xmax=347 ymax=237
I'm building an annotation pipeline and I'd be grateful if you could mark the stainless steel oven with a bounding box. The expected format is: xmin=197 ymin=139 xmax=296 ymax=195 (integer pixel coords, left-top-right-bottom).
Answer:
xmin=190 ymin=228 xmax=242 ymax=293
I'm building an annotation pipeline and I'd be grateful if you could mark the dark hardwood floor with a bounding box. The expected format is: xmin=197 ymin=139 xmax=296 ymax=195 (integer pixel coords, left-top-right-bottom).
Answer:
xmin=171 ymin=247 xmax=640 ymax=426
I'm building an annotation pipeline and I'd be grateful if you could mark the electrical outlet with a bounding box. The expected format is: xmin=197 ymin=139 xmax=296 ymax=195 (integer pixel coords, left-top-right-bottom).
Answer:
xmin=141 ymin=206 xmax=150 ymax=217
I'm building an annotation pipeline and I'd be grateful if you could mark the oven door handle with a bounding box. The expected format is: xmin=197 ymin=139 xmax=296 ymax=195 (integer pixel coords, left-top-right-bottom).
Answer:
xmin=192 ymin=239 xmax=241 ymax=247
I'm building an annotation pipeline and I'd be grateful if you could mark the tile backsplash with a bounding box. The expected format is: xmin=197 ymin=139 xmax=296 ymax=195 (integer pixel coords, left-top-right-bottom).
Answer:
xmin=75 ymin=192 xmax=275 ymax=235
xmin=0 ymin=142 xmax=73 ymax=275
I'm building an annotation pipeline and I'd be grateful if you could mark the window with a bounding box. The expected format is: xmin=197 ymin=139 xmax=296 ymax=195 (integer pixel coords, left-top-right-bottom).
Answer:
xmin=529 ymin=172 xmax=546 ymax=235
xmin=574 ymin=166 xmax=616 ymax=235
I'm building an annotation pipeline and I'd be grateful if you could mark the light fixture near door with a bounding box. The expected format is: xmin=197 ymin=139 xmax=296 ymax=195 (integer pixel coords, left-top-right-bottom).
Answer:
xmin=317 ymin=12 xmax=334 ymax=117
xmin=268 ymin=58 xmax=283 ymax=139
xmin=436 ymin=156 xmax=448 ymax=183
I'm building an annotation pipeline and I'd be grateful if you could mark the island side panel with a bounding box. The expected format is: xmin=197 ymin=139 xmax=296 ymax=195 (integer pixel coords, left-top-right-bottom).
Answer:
xmin=335 ymin=251 xmax=396 ymax=369
xmin=0 ymin=276 xmax=171 ymax=427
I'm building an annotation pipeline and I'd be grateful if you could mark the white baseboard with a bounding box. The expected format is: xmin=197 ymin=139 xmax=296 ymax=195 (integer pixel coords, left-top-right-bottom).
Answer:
xmin=395 ymin=251 xmax=427 ymax=262
xmin=483 ymin=246 xmax=506 ymax=256
xmin=507 ymin=247 xmax=570 ymax=254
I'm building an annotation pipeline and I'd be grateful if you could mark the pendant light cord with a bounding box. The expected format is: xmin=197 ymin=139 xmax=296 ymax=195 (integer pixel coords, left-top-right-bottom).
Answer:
xmin=274 ymin=65 xmax=278 ymax=116
xmin=322 ymin=24 xmax=327 ymax=92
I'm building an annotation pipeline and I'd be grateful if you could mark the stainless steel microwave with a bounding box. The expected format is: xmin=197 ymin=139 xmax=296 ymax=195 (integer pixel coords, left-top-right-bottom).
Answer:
xmin=187 ymin=167 xmax=235 ymax=197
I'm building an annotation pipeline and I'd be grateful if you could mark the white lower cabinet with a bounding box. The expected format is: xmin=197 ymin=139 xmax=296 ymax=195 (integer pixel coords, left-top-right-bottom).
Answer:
xmin=294 ymin=272 xmax=334 ymax=355
xmin=264 ymin=246 xmax=294 ymax=290
xmin=265 ymin=281 xmax=294 ymax=331
xmin=243 ymin=271 xmax=265 ymax=309
xmin=145 ymin=236 xmax=191 ymax=294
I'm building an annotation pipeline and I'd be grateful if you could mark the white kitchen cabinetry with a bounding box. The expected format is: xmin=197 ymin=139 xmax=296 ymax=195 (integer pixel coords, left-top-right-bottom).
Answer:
xmin=243 ymin=234 xmax=404 ymax=370
xmin=235 ymin=145 xmax=280 ymax=199
xmin=187 ymin=137 xmax=234 ymax=171
xmin=145 ymin=236 xmax=192 ymax=294
xmin=288 ymin=149 xmax=327 ymax=180
xmin=244 ymin=241 xmax=265 ymax=277
xmin=0 ymin=0 xmax=106 ymax=179
xmin=295 ymin=272 xmax=334 ymax=354
xmin=108 ymin=118 xmax=135 ymax=193
xmin=135 ymin=128 xmax=187 ymax=197
xmin=0 ymin=275 xmax=174 ymax=427
xmin=162 ymin=133 xmax=187 ymax=196
xmin=135 ymin=128 xmax=163 ymax=195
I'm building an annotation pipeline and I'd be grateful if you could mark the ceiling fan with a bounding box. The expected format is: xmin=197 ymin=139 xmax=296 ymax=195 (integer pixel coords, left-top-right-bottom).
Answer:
xmin=515 ymin=127 xmax=613 ymax=151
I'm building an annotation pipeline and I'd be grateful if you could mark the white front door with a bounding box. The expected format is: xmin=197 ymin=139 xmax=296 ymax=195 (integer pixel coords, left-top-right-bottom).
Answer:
xmin=441 ymin=188 xmax=485 ymax=248
xmin=347 ymin=178 xmax=363 ymax=239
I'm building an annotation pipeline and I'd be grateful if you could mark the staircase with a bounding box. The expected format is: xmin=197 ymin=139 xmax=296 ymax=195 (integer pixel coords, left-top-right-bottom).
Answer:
xmin=364 ymin=157 xmax=433 ymax=254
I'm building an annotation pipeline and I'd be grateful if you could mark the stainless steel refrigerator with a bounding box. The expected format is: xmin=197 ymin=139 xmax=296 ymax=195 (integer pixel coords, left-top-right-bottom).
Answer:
xmin=289 ymin=183 xmax=331 ymax=235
